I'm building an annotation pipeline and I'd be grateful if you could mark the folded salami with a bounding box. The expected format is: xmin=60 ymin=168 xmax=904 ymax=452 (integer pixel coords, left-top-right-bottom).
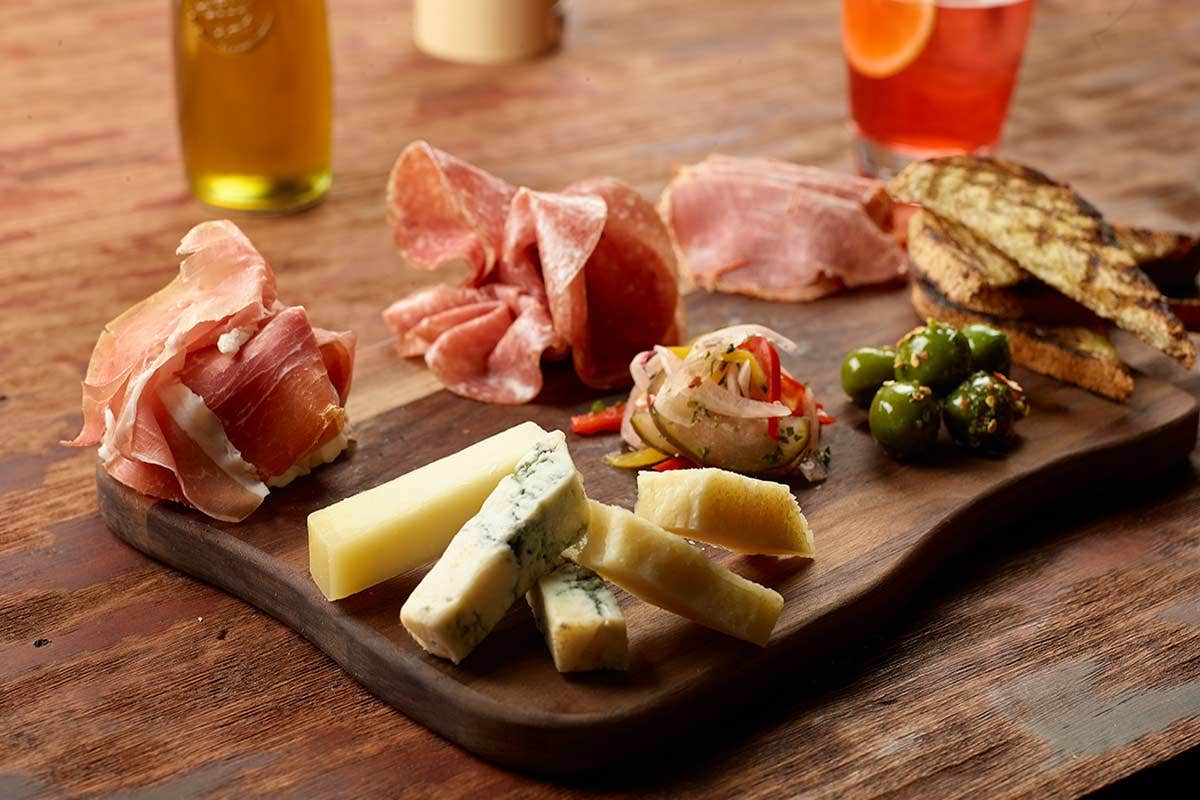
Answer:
xmin=383 ymin=141 xmax=684 ymax=404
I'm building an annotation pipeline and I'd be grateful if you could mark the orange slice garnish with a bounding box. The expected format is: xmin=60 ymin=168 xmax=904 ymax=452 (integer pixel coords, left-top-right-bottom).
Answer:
xmin=843 ymin=0 xmax=937 ymax=79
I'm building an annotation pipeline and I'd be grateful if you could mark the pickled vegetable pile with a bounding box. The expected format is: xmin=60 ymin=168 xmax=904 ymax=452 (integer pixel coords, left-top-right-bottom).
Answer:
xmin=586 ymin=325 xmax=833 ymax=479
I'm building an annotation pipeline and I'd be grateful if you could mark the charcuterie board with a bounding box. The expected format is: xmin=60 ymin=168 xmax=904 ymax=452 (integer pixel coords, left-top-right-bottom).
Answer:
xmin=96 ymin=287 xmax=1198 ymax=773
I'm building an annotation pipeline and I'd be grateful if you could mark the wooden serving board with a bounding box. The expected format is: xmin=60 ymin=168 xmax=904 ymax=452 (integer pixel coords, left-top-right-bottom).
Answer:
xmin=96 ymin=288 xmax=1198 ymax=774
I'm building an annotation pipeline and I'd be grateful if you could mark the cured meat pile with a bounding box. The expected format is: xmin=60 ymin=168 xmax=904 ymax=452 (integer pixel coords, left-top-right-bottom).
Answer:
xmin=66 ymin=221 xmax=356 ymax=522
xmin=657 ymin=154 xmax=909 ymax=301
xmin=383 ymin=141 xmax=683 ymax=404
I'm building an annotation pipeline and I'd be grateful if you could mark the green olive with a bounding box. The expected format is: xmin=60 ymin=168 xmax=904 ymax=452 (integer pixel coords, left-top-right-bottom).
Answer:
xmin=943 ymin=371 xmax=1029 ymax=454
xmin=868 ymin=381 xmax=941 ymax=459
xmin=841 ymin=346 xmax=897 ymax=406
xmin=894 ymin=318 xmax=971 ymax=396
xmin=961 ymin=323 xmax=1013 ymax=375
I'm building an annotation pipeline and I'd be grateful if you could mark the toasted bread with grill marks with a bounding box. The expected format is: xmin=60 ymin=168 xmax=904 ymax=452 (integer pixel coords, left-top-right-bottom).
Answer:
xmin=905 ymin=208 xmax=1026 ymax=304
xmin=890 ymin=157 xmax=1195 ymax=368
xmin=1114 ymin=225 xmax=1200 ymax=296
xmin=910 ymin=275 xmax=1134 ymax=403
xmin=1114 ymin=224 xmax=1195 ymax=265
xmin=906 ymin=209 xmax=1099 ymax=325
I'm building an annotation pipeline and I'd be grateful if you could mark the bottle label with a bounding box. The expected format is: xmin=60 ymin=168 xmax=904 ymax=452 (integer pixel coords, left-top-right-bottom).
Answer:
xmin=183 ymin=0 xmax=275 ymax=54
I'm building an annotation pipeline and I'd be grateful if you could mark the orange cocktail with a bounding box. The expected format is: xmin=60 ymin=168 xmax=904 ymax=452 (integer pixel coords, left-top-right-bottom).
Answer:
xmin=842 ymin=0 xmax=1035 ymax=176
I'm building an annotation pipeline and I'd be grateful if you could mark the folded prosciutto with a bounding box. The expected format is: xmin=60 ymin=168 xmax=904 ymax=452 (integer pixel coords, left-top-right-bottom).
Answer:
xmin=66 ymin=221 xmax=356 ymax=522
xmin=657 ymin=154 xmax=908 ymax=302
xmin=383 ymin=141 xmax=683 ymax=404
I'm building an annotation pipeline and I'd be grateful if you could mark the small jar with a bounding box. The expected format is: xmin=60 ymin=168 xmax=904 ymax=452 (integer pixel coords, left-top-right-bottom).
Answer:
xmin=414 ymin=0 xmax=562 ymax=65
xmin=173 ymin=0 xmax=333 ymax=213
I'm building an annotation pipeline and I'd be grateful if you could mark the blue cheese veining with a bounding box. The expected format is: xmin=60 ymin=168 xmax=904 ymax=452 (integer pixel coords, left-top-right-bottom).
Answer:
xmin=527 ymin=561 xmax=627 ymax=672
xmin=400 ymin=431 xmax=589 ymax=663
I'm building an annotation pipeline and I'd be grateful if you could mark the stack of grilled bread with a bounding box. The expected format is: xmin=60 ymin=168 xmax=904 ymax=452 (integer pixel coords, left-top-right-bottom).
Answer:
xmin=888 ymin=157 xmax=1198 ymax=402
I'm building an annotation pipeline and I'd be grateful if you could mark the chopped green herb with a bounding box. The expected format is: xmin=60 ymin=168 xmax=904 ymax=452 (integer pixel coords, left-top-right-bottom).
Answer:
xmin=817 ymin=447 xmax=832 ymax=467
xmin=589 ymin=400 xmax=607 ymax=414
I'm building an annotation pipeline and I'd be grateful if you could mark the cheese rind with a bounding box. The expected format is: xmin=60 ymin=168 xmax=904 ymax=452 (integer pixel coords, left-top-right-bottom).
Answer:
xmin=527 ymin=562 xmax=627 ymax=672
xmin=307 ymin=421 xmax=546 ymax=600
xmin=634 ymin=468 xmax=814 ymax=557
xmin=569 ymin=500 xmax=784 ymax=646
xmin=400 ymin=431 xmax=589 ymax=663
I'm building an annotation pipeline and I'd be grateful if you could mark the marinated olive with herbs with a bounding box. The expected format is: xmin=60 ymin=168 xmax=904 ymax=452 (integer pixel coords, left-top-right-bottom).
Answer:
xmin=894 ymin=319 xmax=971 ymax=396
xmin=841 ymin=346 xmax=897 ymax=405
xmin=944 ymin=371 xmax=1029 ymax=454
xmin=868 ymin=381 xmax=941 ymax=459
xmin=961 ymin=323 xmax=1012 ymax=375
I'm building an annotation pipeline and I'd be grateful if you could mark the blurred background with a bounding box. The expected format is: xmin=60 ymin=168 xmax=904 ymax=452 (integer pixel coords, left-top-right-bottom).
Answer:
xmin=2 ymin=0 xmax=1197 ymax=444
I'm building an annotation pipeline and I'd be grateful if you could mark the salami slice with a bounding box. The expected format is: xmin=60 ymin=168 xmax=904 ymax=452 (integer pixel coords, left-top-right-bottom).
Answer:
xmin=502 ymin=188 xmax=607 ymax=352
xmin=386 ymin=141 xmax=516 ymax=283
xmin=423 ymin=292 xmax=562 ymax=404
xmin=565 ymin=177 xmax=683 ymax=389
xmin=382 ymin=144 xmax=685 ymax=403
xmin=382 ymin=284 xmax=500 ymax=357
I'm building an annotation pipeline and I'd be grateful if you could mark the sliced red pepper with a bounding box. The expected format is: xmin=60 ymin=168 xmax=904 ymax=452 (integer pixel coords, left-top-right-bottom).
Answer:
xmin=780 ymin=372 xmax=807 ymax=414
xmin=738 ymin=336 xmax=782 ymax=440
xmin=652 ymin=456 xmax=697 ymax=471
xmin=817 ymin=406 xmax=837 ymax=426
xmin=570 ymin=402 xmax=626 ymax=435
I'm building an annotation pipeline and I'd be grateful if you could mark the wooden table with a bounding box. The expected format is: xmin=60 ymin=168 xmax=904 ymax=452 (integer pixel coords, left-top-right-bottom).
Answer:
xmin=1 ymin=0 xmax=1197 ymax=796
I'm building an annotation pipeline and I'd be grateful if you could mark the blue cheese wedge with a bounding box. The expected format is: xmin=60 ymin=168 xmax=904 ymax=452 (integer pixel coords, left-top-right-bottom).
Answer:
xmin=634 ymin=468 xmax=814 ymax=556
xmin=569 ymin=500 xmax=784 ymax=646
xmin=400 ymin=431 xmax=589 ymax=663
xmin=527 ymin=562 xmax=627 ymax=672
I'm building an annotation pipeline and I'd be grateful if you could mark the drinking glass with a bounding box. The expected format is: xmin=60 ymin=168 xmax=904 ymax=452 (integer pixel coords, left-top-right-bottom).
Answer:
xmin=842 ymin=0 xmax=1036 ymax=177
xmin=173 ymin=0 xmax=333 ymax=212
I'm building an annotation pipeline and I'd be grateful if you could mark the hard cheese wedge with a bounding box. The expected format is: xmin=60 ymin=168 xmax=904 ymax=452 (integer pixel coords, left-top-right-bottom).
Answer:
xmin=570 ymin=500 xmax=784 ymax=646
xmin=635 ymin=468 xmax=814 ymax=557
xmin=527 ymin=562 xmax=628 ymax=672
xmin=308 ymin=421 xmax=546 ymax=600
xmin=401 ymin=431 xmax=589 ymax=664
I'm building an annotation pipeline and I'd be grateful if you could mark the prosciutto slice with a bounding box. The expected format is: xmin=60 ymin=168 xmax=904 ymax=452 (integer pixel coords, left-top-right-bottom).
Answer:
xmin=658 ymin=154 xmax=908 ymax=302
xmin=383 ymin=142 xmax=684 ymax=402
xmin=67 ymin=221 xmax=356 ymax=521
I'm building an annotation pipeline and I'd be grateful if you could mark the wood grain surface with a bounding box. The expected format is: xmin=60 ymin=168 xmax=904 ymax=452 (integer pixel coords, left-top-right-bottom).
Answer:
xmin=95 ymin=287 xmax=1199 ymax=773
xmin=2 ymin=0 xmax=1199 ymax=796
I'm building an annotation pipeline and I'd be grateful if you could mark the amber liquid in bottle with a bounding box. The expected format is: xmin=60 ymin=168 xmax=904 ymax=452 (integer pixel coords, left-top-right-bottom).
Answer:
xmin=174 ymin=0 xmax=332 ymax=212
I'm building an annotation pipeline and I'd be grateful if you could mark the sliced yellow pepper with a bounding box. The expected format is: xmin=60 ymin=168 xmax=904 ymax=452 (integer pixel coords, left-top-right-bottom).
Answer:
xmin=605 ymin=447 xmax=669 ymax=469
xmin=720 ymin=349 xmax=767 ymax=390
xmin=666 ymin=345 xmax=691 ymax=358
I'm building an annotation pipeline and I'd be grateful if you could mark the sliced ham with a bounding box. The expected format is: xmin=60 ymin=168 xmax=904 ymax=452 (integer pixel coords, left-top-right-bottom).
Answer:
xmin=67 ymin=221 xmax=356 ymax=522
xmin=384 ymin=143 xmax=684 ymax=402
xmin=658 ymin=154 xmax=908 ymax=302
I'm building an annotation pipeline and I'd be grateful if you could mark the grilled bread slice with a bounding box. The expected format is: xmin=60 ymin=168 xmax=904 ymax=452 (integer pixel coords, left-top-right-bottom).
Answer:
xmin=905 ymin=208 xmax=1026 ymax=306
xmin=1114 ymin=224 xmax=1196 ymax=267
xmin=890 ymin=157 xmax=1195 ymax=368
xmin=907 ymin=209 xmax=1098 ymax=324
xmin=1115 ymin=225 xmax=1200 ymax=297
xmin=911 ymin=275 xmax=1134 ymax=403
